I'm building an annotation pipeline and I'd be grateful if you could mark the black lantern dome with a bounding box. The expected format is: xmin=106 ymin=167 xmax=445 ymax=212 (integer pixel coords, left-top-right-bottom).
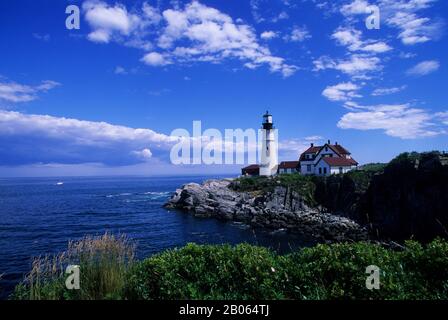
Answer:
xmin=262 ymin=111 xmax=273 ymax=130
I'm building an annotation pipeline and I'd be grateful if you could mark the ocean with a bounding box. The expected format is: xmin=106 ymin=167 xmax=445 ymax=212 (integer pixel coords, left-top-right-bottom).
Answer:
xmin=0 ymin=176 xmax=315 ymax=299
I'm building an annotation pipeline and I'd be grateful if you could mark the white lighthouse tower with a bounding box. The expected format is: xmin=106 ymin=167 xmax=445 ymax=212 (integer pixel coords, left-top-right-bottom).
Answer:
xmin=259 ymin=111 xmax=278 ymax=176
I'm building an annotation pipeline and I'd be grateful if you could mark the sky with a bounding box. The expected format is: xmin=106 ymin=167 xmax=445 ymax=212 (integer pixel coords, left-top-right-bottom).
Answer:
xmin=0 ymin=0 xmax=447 ymax=177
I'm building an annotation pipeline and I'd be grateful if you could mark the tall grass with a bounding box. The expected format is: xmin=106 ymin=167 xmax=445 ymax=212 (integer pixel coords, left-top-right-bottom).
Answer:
xmin=12 ymin=233 xmax=135 ymax=300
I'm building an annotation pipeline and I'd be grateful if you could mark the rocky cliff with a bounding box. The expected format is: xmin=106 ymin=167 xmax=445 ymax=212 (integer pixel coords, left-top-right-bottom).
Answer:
xmin=165 ymin=152 xmax=447 ymax=243
xmin=164 ymin=179 xmax=368 ymax=242
xmin=361 ymin=152 xmax=448 ymax=241
xmin=308 ymin=152 xmax=448 ymax=241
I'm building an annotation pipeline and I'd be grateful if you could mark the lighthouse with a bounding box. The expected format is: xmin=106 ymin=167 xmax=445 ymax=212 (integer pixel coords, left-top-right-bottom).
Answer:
xmin=259 ymin=111 xmax=278 ymax=176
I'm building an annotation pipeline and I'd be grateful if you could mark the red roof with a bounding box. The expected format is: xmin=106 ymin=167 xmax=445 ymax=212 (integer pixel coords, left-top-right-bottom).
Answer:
xmin=321 ymin=157 xmax=358 ymax=166
xmin=299 ymin=143 xmax=352 ymax=161
xmin=331 ymin=144 xmax=350 ymax=155
xmin=303 ymin=146 xmax=322 ymax=154
xmin=299 ymin=146 xmax=321 ymax=161
xmin=278 ymin=161 xmax=300 ymax=169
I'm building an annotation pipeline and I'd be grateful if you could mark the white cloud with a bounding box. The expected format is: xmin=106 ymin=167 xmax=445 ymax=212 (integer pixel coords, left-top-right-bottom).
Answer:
xmin=83 ymin=1 xmax=297 ymax=77
xmin=331 ymin=27 xmax=392 ymax=53
xmin=260 ymin=31 xmax=278 ymax=40
xmin=250 ymin=0 xmax=290 ymax=23
xmin=338 ymin=0 xmax=442 ymax=45
xmin=132 ymin=148 xmax=153 ymax=161
xmin=155 ymin=1 xmax=297 ymax=77
xmin=83 ymin=0 xmax=143 ymax=43
xmin=285 ymin=26 xmax=311 ymax=42
xmin=399 ymin=52 xmax=417 ymax=59
xmin=87 ymin=29 xmax=111 ymax=43
xmin=387 ymin=12 xmax=442 ymax=45
xmin=142 ymin=2 xmax=162 ymax=25
xmin=360 ymin=42 xmax=392 ymax=53
xmin=273 ymin=11 xmax=289 ymax=22
xmin=340 ymin=0 xmax=371 ymax=16
xmin=141 ymin=52 xmax=171 ymax=66
xmin=0 ymin=79 xmax=60 ymax=103
xmin=436 ymin=111 xmax=448 ymax=125
xmin=338 ymin=103 xmax=446 ymax=139
xmin=114 ymin=66 xmax=128 ymax=75
xmin=406 ymin=60 xmax=440 ymax=76
xmin=322 ymin=82 xmax=362 ymax=101
xmin=371 ymin=85 xmax=407 ymax=96
xmin=304 ymin=135 xmax=324 ymax=141
xmin=0 ymin=110 xmax=179 ymax=165
xmin=314 ymin=54 xmax=381 ymax=78
xmin=379 ymin=0 xmax=443 ymax=45
xmin=0 ymin=110 xmax=175 ymax=145
xmin=336 ymin=55 xmax=381 ymax=76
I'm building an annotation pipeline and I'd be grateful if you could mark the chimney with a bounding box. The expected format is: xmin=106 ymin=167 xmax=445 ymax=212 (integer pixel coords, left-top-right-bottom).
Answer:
xmin=335 ymin=141 xmax=338 ymax=145
xmin=327 ymin=139 xmax=330 ymax=145
xmin=311 ymin=143 xmax=314 ymax=147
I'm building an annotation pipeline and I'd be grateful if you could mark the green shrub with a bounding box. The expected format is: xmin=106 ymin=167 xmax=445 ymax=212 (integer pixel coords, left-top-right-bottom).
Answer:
xmin=13 ymin=238 xmax=448 ymax=300
xmin=281 ymin=242 xmax=404 ymax=300
xmin=126 ymin=243 xmax=284 ymax=300
xmin=396 ymin=239 xmax=448 ymax=299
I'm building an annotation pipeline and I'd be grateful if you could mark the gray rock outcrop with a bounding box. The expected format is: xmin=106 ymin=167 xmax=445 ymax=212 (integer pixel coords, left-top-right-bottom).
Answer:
xmin=164 ymin=179 xmax=368 ymax=242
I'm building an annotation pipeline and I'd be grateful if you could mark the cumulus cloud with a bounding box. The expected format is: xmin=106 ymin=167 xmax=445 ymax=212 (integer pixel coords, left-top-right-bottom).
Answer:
xmin=337 ymin=103 xmax=447 ymax=139
xmin=83 ymin=0 xmax=144 ymax=43
xmin=0 ymin=110 xmax=178 ymax=166
xmin=338 ymin=0 xmax=442 ymax=45
xmin=155 ymin=1 xmax=297 ymax=76
xmin=322 ymin=82 xmax=362 ymax=102
xmin=260 ymin=31 xmax=278 ymax=40
xmin=331 ymin=27 xmax=392 ymax=53
xmin=284 ymin=26 xmax=311 ymax=42
xmin=0 ymin=110 xmax=310 ymax=167
xmin=132 ymin=148 xmax=153 ymax=161
xmin=379 ymin=0 xmax=443 ymax=45
xmin=141 ymin=52 xmax=171 ymax=66
xmin=314 ymin=54 xmax=381 ymax=78
xmin=83 ymin=1 xmax=297 ymax=77
xmin=0 ymin=79 xmax=60 ymax=103
xmin=340 ymin=0 xmax=371 ymax=16
xmin=406 ymin=60 xmax=440 ymax=76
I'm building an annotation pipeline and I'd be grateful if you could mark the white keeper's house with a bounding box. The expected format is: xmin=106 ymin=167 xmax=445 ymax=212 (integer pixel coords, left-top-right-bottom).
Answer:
xmin=241 ymin=112 xmax=358 ymax=177
xmin=298 ymin=141 xmax=358 ymax=175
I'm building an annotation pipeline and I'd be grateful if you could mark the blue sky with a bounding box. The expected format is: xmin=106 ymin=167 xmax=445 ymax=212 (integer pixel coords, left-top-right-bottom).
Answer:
xmin=0 ymin=0 xmax=447 ymax=176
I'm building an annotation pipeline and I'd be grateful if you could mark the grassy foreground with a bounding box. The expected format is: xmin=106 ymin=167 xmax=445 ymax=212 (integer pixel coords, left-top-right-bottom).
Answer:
xmin=10 ymin=234 xmax=448 ymax=300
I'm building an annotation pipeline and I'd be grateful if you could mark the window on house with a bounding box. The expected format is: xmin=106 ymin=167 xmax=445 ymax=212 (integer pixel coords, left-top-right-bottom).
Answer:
xmin=339 ymin=167 xmax=343 ymax=174
xmin=307 ymin=164 xmax=311 ymax=172
xmin=325 ymin=147 xmax=328 ymax=151
xmin=323 ymin=167 xmax=327 ymax=174
xmin=318 ymin=168 xmax=322 ymax=174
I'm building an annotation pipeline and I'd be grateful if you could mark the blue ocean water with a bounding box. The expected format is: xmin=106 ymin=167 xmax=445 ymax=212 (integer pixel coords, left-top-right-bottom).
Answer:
xmin=0 ymin=176 xmax=314 ymax=299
